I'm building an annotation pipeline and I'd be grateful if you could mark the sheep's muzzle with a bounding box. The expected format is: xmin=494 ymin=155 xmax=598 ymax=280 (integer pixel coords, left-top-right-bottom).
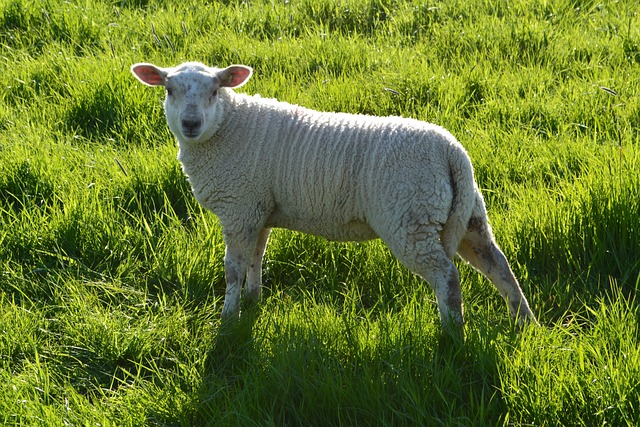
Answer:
xmin=181 ymin=118 xmax=202 ymax=138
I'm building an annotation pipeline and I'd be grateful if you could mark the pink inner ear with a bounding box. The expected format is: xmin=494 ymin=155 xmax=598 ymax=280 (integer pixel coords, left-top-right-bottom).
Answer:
xmin=133 ymin=65 xmax=165 ymax=86
xmin=224 ymin=66 xmax=252 ymax=87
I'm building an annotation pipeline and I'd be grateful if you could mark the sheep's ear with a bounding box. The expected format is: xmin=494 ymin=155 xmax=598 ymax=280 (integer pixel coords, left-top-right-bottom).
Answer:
xmin=131 ymin=63 xmax=168 ymax=87
xmin=218 ymin=65 xmax=253 ymax=88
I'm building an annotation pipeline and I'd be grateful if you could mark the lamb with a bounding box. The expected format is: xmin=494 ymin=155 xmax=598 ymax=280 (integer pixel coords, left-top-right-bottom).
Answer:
xmin=130 ymin=61 xmax=537 ymax=331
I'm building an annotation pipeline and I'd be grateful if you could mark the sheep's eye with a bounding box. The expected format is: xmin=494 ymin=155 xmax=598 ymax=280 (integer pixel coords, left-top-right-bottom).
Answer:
xmin=166 ymin=87 xmax=173 ymax=96
xmin=211 ymin=89 xmax=218 ymax=98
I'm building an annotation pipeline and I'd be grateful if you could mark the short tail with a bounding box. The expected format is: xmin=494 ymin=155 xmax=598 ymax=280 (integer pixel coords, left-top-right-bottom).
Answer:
xmin=441 ymin=144 xmax=477 ymax=258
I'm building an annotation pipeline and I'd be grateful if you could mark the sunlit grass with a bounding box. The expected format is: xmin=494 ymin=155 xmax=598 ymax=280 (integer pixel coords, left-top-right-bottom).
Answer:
xmin=1 ymin=0 xmax=639 ymax=424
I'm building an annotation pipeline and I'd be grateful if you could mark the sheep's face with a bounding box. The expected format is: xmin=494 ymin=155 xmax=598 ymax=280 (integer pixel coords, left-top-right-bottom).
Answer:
xmin=131 ymin=62 xmax=252 ymax=143
xmin=163 ymin=65 xmax=222 ymax=143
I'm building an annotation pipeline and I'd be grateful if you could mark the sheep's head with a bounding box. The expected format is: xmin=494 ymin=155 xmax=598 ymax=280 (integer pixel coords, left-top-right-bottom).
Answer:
xmin=131 ymin=62 xmax=252 ymax=143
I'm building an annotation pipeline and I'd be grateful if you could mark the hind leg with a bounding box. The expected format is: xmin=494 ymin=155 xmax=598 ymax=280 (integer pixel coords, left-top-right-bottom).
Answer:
xmin=457 ymin=215 xmax=537 ymax=325
xmin=408 ymin=251 xmax=465 ymax=332
xmin=381 ymin=225 xmax=465 ymax=332
xmin=426 ymin=255 xmax=464 ymax=330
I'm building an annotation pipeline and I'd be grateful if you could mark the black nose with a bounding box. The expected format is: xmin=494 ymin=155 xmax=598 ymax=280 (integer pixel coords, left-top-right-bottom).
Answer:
xmin=181 ymin=118 xmax=201 ymax=136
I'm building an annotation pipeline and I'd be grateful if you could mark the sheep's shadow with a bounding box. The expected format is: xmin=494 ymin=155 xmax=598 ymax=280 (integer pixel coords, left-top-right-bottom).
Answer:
xmin=205 ymin=303 xmax=262 ymax=371
xmin=189 ymin=304 xmax=260 ymax=425
xmin=182 ymin=307 xmax=510 ymax=426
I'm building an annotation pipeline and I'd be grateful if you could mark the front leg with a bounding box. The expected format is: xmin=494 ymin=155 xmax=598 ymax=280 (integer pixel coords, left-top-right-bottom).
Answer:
xmin=245 ymin=227 xmax=271 ymax=302
xmin=220 ymin=224 xmax=271 ymax=319
xmin=221 ymin=244 xmax=246 ymax=320
xmin=221 ymin=234 xmax=258 ymax=319
xmin=218 ymin=199 xmax=273 ymax=319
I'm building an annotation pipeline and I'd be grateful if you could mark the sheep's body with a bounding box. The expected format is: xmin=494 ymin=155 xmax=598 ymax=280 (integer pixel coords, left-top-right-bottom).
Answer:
xmin=131 ymin=62 xmax=537 ymax=331
xmin=182 ymin=94 xmax=463 ymax=245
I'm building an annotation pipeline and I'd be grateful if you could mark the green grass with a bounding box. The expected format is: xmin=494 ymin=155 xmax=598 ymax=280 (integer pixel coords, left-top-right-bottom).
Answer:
xmin=1 ymin=0 xmax=639 ymax=425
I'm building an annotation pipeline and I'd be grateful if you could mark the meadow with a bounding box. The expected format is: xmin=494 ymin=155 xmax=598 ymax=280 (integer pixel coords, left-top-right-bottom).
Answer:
xmin=1 ymin=0 xmax=639 ymax=425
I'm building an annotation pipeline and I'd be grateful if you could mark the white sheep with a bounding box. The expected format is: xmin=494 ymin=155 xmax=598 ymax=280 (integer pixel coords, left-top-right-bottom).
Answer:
xmin=131 ymin=61 xmax=537 ymax=330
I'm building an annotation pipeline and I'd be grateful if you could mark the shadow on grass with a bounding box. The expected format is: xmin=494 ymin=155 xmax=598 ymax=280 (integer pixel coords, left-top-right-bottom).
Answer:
xmin=183 ymin=303 xmax=263 ymax=425
xmin=185 ymin=304 xmax=511 ymax=427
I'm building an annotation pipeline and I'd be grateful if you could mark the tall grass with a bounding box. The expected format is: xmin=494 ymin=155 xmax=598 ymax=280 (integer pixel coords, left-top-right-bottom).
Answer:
xmin=1 ymin=0 xmax=639 ymax=425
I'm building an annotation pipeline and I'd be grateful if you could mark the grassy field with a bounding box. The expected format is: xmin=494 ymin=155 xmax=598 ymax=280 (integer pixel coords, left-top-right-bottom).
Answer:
xmin=1 ymin=0 xmax=640 ymax=425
